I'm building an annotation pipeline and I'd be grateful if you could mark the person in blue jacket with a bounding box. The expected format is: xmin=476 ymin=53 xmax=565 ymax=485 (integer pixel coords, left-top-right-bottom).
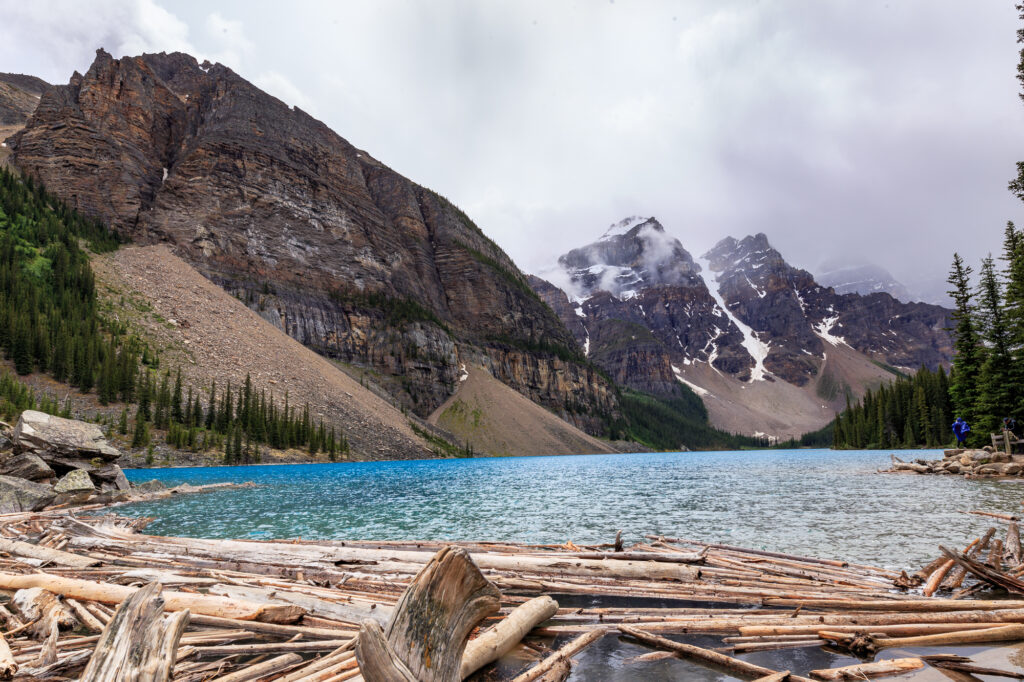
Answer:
xmin=952 ymin=417 xmax=970 ymax=446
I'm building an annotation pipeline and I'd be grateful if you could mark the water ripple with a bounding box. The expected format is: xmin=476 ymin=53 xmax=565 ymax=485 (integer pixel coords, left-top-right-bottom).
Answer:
xmin=120 ymin=449 xmax=1024 ymax=570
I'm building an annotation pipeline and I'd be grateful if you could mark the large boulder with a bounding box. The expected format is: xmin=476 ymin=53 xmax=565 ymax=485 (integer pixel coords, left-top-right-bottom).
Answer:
xmin=977 ymin=462 xmax=1010 ymax=476
xmin=44 ymin=459 xmax=130 ymax=490
xmin=13 ymin=411 xmax=119 ymax=461
xmin=98 ymin=464 xmax=130 ymax=491
xmin=0 ymin=475 xmax=55 ymax=512
xmin=0 ymin=453 xmax=54 ymax=481
xmin=133 ymin=480 xmax=167 ymax=494
xmin=54 ymin=469 xmax=95 ymax=494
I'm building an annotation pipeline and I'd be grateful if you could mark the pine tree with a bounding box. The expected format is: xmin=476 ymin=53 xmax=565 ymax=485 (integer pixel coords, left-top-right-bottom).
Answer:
xmin=206 ymin=380 xmax=217 ymax=430
xmin=131 ymin=413 xmax=150 ymax=448
xmin=947 ymin=253 xmax=984 ymax=432
xmin=118 ymin=407 xmax=128 ymax=435
xmin=137 ymin=370 xmax=152 ymax=422
xmin=171 ymin=368 xmax=184 ymax=423
xmin=976 ymin=255 xmax=1014 ymax=432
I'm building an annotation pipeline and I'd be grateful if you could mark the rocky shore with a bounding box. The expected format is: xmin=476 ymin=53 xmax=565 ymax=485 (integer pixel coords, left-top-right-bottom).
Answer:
xmin=0 ymin=409 xmax=182 ymax=512
xmin=885 ymin=447 xmax=1024 ymax=478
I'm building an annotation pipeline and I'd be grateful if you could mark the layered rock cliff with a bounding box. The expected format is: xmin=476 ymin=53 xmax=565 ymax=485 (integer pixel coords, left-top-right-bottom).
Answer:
xmin=9 ymin=50 xmax=616 ymax=433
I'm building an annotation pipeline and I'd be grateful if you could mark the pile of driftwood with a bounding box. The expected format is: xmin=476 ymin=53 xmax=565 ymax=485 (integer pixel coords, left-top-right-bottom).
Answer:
xmin=0 ymin=511 xmax=1023 ymax=680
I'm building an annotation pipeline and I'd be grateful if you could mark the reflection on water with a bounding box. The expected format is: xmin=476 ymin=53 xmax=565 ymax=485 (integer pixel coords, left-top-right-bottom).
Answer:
xmin=123 ymin=449 xmax=1024 ymax=570
xmin=118 ymin=449 xmax=1024 ymax=680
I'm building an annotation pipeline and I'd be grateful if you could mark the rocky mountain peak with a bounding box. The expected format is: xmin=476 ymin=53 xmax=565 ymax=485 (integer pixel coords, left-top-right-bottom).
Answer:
xmin=535 ymin=218 xmax=953 ymax=438
xmin=558 ymin=216 xmax=700 ymax=301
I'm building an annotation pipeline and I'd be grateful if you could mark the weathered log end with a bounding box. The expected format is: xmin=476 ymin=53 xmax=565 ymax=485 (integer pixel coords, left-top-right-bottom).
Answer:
xmin=357 ymin=620 xmax=417 ymax=681
xmin=357 ymin=545 xmax=501 ymax=682
xmin=80 ymin=581 xmax=190 ymax=682
xmin=12 ymin=587 xmax=77 ymax=639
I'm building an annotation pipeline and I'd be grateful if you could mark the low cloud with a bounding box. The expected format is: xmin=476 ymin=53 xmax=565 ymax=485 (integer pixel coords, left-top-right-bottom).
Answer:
xmin=1 ymin=1 xmax=1021 ymax=294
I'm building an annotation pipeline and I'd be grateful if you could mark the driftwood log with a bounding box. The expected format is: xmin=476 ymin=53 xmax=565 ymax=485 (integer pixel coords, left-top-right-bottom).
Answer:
xmin=619 ymin=624 xmax=816 ymax=682
xmin=79 ymin=581 xmax=190 ymax=682
xmin=0 ymin=633 xmax=14 ymax=679
xmin=461 ymin=595 xmax=558 ymax=679
xmin=510 ymin=627 xmax=606 ymax=682
xmin=356 ymin=546 xmax=501 ymax=681
xmin=0 ymin=572 xmax=303 ymax=622
xmin=809 ymin=657 xmax=924 ymax=680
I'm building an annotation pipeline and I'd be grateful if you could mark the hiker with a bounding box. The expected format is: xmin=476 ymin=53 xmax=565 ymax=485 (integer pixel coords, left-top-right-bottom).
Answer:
xmin=1005 ymin=416 xmax=1018 ymax=438
xmin=952 ymin=417 xmax=970 ymax=447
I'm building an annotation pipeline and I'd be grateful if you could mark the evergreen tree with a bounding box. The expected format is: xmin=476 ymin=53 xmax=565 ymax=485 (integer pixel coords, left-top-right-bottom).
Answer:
xmin=947 ymin=253 xmax=984 ymax=431
xmin=975 ymin=255 xmax=1015 ymax=432
xmin=131 ymin=413 xmax=150 ymax=448
xmin=171 ymin=368 xmax=184 ymax=423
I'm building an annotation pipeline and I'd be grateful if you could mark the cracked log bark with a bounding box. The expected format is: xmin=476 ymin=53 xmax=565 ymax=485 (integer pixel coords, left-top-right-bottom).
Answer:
xmin=80 ymin=581 xmax=190 ymax=682
xmin=356 ymin=546 xmax=501 ymax=682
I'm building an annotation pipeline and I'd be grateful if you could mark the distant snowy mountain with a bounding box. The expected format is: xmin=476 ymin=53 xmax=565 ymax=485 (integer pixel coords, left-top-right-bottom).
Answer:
xmin=816 ymin=261 xmax=913 ymax=302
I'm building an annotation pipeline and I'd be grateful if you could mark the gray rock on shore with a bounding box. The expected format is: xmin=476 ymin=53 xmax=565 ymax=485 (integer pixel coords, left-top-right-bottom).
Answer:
xmin=54 ymin=469 xmax=95 ymax=494
xmin=13 ymin=410 xmax=119 ymax=460
xmin=0 ymin=475 xmax=55 ymax=512
xmin=0 ymin=453 xmax=54 ymax=481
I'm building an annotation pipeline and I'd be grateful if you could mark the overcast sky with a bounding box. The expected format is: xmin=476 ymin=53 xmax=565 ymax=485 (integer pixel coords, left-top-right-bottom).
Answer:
xmin=2 ymin=0 xmax=1022 ymax=300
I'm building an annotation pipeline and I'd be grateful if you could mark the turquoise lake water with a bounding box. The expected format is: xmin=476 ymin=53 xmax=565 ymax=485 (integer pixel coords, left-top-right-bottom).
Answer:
xmin=121 ymin=448 xmax=1024 ymax=571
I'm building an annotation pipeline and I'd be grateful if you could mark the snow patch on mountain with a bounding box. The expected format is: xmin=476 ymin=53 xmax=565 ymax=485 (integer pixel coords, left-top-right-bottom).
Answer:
xmin=814 ymin=314 xmax=847 ymax=347
xmin=672 ymin=365 xmax=710 ymax=396
xmin=600 ymin=215 xmax=651 ymax=241
xmin=697 ymin=255 xmax=771 ymax=381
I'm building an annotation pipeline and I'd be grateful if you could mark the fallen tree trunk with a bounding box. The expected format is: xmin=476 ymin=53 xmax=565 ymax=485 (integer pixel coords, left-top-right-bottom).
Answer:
xmin=0 ymin=538 xmax=99 ymax=568
xmin=207 ymin=653 xmax=303 ymax=682
xmin=1008 ymin=523 xmax=1022 ymax=567
xmin=460 ymin=595 xmax=558 ymax=679
xmin=940 ymin=545 xmax=1024 ymax=594
xmin=80 ymin=582 xmax=190 ymax=682
xmin=510 ymin=627 xmax=606 ymax=682
xmin=619 ymin=625 xmax=816 ymax=682
xmin=820 ymin=624 xmax=1024 ymax=656
xmin=0 ymin=572 xmax=303 ymax=623
xmin=809 ymin=658 xmax=924 ymax=680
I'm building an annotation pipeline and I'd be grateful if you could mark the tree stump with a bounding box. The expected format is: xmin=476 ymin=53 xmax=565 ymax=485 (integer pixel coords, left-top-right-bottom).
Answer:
xmin=356 ymin=546 xmax=501 ymax=682
xmin=80 ymin=581 xmax=190 ymax=682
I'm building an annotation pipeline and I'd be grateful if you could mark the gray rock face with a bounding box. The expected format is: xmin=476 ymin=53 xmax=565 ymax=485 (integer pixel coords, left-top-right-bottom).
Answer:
xmin=54 ymin=469 xmax=95 ymax=494
xmin=0 ymin=476 xmax=55 ymax=512
xmin=13 ymin=411 xmax=119 ymax=460
xmin=0 ymin=453 xmax=55 ymax=481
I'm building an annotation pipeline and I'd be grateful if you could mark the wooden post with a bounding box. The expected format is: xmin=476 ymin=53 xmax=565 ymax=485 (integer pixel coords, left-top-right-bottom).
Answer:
xmin=80 ymin=581 xmax=190 ymax=682
xmin=355 ymin=546 xmax=501 ymax=682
